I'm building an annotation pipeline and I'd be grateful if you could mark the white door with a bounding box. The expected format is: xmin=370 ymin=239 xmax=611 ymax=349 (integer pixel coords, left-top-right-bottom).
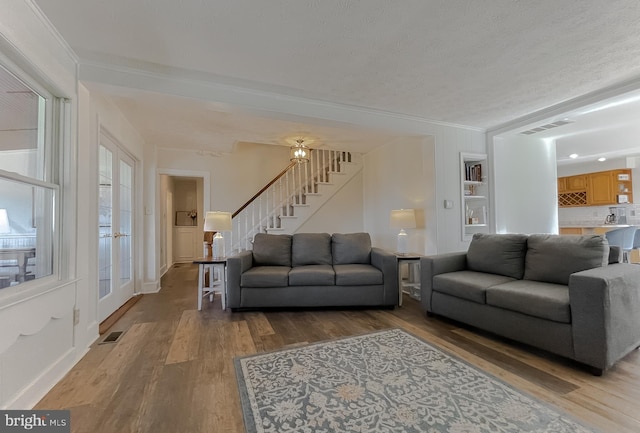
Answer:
xmin=166 ymin=191 xmax=173 ymax=269
xmin=98 ymin=134 xmax=136 ymax=322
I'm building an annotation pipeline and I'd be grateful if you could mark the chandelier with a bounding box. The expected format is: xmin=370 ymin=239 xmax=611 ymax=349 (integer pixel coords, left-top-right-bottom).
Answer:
xmin=290 ymin=139 xmax=310 ymax=163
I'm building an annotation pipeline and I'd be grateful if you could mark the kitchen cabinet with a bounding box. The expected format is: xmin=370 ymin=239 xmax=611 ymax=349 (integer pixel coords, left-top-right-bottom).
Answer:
xmin=559 ymin=227 xmax=583 ymax=235
xmin=566 ymin=175 xmax=587 ymax=192
xmin=559 ymin=226 xmax=629 ymax=235
xmin=557 ymin=177 xmax=567 ymax=193
xmin=558 ymin=169 xmax=633 ymax=207
xmin=460 ymin=152 xmax=489 ymax=241
xmin=588 ymin=171 xmax=616 ymax=205
xmin=558 ymin=174 xmax=587 ymax=194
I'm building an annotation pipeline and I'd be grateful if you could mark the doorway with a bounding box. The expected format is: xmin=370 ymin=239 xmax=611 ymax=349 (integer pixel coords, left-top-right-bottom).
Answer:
xmin=158 ymin=169 xmax=210 ymax=270
xmin=171 ymin=177 xmax=203 ymax=262
xmin=98 ymin=132 xmax=136 ymax=322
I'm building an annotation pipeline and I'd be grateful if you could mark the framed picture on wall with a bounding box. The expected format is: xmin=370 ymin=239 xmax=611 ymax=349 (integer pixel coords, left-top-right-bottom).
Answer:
xmin=175 ymin=211 xmax=197 ymax=226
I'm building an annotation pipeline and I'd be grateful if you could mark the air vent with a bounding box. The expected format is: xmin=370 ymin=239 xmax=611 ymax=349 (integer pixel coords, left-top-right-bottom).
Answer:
xmin=100 ymin=331 xmax=124 ymax=344
xmin=519 ymin=119 xmax=574 ymax=135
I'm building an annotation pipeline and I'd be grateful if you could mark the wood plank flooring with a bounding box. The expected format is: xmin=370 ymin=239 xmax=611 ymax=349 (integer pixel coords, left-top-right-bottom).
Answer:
xmin=37 ymin=263 xmax=640 ymax=433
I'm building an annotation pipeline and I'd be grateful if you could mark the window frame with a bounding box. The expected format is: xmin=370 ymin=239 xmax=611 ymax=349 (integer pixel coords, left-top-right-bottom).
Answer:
xmin=0 ymin=58 xmax=67 ymax=307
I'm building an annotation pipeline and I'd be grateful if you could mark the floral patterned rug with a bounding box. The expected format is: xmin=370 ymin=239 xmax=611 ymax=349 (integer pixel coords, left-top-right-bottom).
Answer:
xmin=234 ymin=328 xmax=597 ymax=433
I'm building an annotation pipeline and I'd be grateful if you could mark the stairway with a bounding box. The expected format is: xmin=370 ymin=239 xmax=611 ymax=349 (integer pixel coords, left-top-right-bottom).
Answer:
xmin=230 ymin=149 xmax=362 ymax=252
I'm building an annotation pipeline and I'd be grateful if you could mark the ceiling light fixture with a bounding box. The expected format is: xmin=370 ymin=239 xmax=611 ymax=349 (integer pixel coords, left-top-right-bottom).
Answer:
xmin=569 ymin=153 xmax=578 ymax=159
xmin=598 ymin=157 xmax=607 ymax=162
xmin=290 ymin=139 xmax=310 ymax=164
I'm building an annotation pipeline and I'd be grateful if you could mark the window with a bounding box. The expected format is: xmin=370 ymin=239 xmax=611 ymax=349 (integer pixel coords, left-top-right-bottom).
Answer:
xmin=0 ymin=63 xmax=59 ymax=291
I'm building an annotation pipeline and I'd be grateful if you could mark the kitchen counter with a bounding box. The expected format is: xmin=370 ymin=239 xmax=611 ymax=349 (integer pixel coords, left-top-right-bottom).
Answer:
xmin=559 ymin=225 xmax=633 ymax=235
xmin=560 ymin=224 xmax=631 ymax=228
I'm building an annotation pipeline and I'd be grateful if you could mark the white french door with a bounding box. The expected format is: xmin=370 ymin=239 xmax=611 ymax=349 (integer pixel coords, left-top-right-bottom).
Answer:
xmin=98 ymin=133 xmax=136 ymax=322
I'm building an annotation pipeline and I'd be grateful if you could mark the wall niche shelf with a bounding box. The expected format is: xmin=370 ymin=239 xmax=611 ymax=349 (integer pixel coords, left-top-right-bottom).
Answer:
xmin=460 ymin=152 xmax=489 ymax=241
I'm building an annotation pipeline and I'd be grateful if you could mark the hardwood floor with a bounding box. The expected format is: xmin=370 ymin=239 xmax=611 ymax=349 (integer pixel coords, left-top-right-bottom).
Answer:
xmin=37 ymin=263 xmax=640 ymax=433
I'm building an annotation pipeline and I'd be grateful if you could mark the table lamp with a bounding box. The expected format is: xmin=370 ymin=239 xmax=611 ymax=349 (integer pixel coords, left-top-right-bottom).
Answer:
xmin=390 ymin=209 xmax=416 ymax=255
xmin=204 ymin=211 xmax=232 ymax=258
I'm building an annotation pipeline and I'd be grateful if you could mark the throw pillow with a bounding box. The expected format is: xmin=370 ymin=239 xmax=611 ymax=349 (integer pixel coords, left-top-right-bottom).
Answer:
xmin=332 ymin=233 xmax=371 ymax=265
xmin=252 ymin=233 xmax=292 ymax=267
xmin=467 ymin=233 xmax=528 ymax=279
xmin=292 ymin=233 xmax=332 ymax=266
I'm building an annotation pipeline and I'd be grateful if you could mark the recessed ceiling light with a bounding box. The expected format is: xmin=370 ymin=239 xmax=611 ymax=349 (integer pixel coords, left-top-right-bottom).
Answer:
xmin=569 ymin=153 xmax=578 ymax=159
xmin=597 ymin=157 xmax=607 ymax=162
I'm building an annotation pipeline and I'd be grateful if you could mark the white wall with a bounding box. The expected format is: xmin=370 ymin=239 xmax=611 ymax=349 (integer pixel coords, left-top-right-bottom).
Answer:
xmin=493 ymin=136 xmax=558 ymax=234
xmin=364 ymin=128 xmax=485 ymax=255
xmin=363 ymin=136 xmax=440 ymax=254
xmin=158 ymin=142 xmax=290 ymax=213
xmin=364 ymin=137 xmax=430 ymax=252
xmin=0 ymin=0 xmax=80 ymax=409
xmin=297 ymin=171 xmax=364 ymax=234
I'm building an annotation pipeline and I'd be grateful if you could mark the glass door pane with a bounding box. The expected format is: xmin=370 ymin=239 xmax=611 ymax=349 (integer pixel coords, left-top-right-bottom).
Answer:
xmin=119 ymin=158 xmax=132 ymax=284
xmin=98 ymin=144 xmax=113 ymax=300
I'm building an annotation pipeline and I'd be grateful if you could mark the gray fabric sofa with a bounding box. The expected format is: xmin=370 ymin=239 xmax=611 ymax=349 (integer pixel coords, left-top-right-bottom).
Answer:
xmin=227 ymin=232 xmax=398 ymax=310
xmin=421 ymin=233 xmax=640 ymax=374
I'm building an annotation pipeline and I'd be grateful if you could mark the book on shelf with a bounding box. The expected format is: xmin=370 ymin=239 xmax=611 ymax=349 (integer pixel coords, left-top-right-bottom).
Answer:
xmin=465 ymin=162 xmax=482 ymax=182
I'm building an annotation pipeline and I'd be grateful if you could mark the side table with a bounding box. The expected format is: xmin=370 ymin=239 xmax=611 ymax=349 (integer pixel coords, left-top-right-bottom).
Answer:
xmin=396 ymin=254 xmax=422 ymax=306
xmin=193 ymin=256 xmax=227 ymax=310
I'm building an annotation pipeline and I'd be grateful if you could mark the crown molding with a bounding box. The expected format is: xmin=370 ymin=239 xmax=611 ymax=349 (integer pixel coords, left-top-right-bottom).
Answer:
xmin=24 ymin=0 xmax=79 ymax=64
xmin=159 ymin=147 xmax=229 ymax=158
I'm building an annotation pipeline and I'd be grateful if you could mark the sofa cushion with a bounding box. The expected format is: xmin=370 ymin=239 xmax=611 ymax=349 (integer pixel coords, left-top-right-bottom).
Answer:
xmin=292 ymin=233 xmax=332 ymax=266
xmin=241 ymin=266 xmax=290 ymax=288
xmin=334 ymin=264 xmax=382 ymax=286
xmin=252 ymin=233 xmax=292 ymax=267
xmin=432 ymin=271 xmax=516 ymax=304
xmin=486 ymin=280 xmax=571 ymax=323
xmin=524 ymin=234 xmax=609 ymax=285
xmin=332 ymin=233 xmax=371 ymax=265
xmin=466 ymin=233 xmax=529 ymax=279
xmin=289 ymin=265 xmax=335 ymax=286
xmin=609 ymin=246 xmax=622 ymax=264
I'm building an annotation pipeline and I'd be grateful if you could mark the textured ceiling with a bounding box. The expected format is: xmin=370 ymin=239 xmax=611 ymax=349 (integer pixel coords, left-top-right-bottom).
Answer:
xmin=32 ymin=0 xmax=640 ymax=155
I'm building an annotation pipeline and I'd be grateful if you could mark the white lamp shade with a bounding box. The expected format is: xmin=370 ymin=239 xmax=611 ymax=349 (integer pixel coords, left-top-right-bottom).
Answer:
xmin=390 ymin=209 xmax=416 ymax=229
xmin=203 ymin=211 xmax=232 ymax=232
xmin=0 ymin=209 xmax=9 ymax=234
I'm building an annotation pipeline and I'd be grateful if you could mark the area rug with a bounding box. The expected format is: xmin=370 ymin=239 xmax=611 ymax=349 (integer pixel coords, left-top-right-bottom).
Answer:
xmin=235 ymin=328 xmax=597 ymax=433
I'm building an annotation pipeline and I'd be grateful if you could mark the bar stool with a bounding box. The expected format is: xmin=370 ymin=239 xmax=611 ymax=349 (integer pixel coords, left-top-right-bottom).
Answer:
xmin=604 ymin=227 xmax=637 ymax=263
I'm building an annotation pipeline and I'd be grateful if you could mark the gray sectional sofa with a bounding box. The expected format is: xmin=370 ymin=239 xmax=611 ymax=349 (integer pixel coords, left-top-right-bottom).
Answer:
xmin=421 ymin=233 xmax=640 ymax=374
xmin=227 ymin=232 xmax=398 ymax=310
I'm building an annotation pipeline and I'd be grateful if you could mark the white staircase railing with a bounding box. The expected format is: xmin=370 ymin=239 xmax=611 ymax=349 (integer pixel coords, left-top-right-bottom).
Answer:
xmin=231 ymin=149 xmax=354 ymax=252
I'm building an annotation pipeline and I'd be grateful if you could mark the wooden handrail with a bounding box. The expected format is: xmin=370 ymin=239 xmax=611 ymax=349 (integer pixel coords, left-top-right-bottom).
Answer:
xmin=232 ymin=161 xmax=297 ymax=218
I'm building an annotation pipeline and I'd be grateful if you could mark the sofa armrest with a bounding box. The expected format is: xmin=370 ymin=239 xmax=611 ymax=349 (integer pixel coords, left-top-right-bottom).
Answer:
xmin=226 ymin=251 xmax=253 ymax=308
xmin=420 ymin=252 xmax=468 ymax=313
xmin=371 ymin=247 xmax=399 ymax=306
xmin=569 ymin=263 xmax=640 ymax=371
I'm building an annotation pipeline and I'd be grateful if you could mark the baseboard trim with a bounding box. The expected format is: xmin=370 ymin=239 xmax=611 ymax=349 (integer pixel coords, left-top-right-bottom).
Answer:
xmin=141 ymin=281 xmax=161 ymax=294
xmin=98 ymin=295 xmax=142 ymax=335
xmin=4 ymin=347 xmax=79 ymax=409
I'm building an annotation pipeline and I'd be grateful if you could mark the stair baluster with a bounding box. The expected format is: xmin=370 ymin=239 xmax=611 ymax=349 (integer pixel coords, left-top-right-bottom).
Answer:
xmin=230 ymin=149 xmax=357 ymax=253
